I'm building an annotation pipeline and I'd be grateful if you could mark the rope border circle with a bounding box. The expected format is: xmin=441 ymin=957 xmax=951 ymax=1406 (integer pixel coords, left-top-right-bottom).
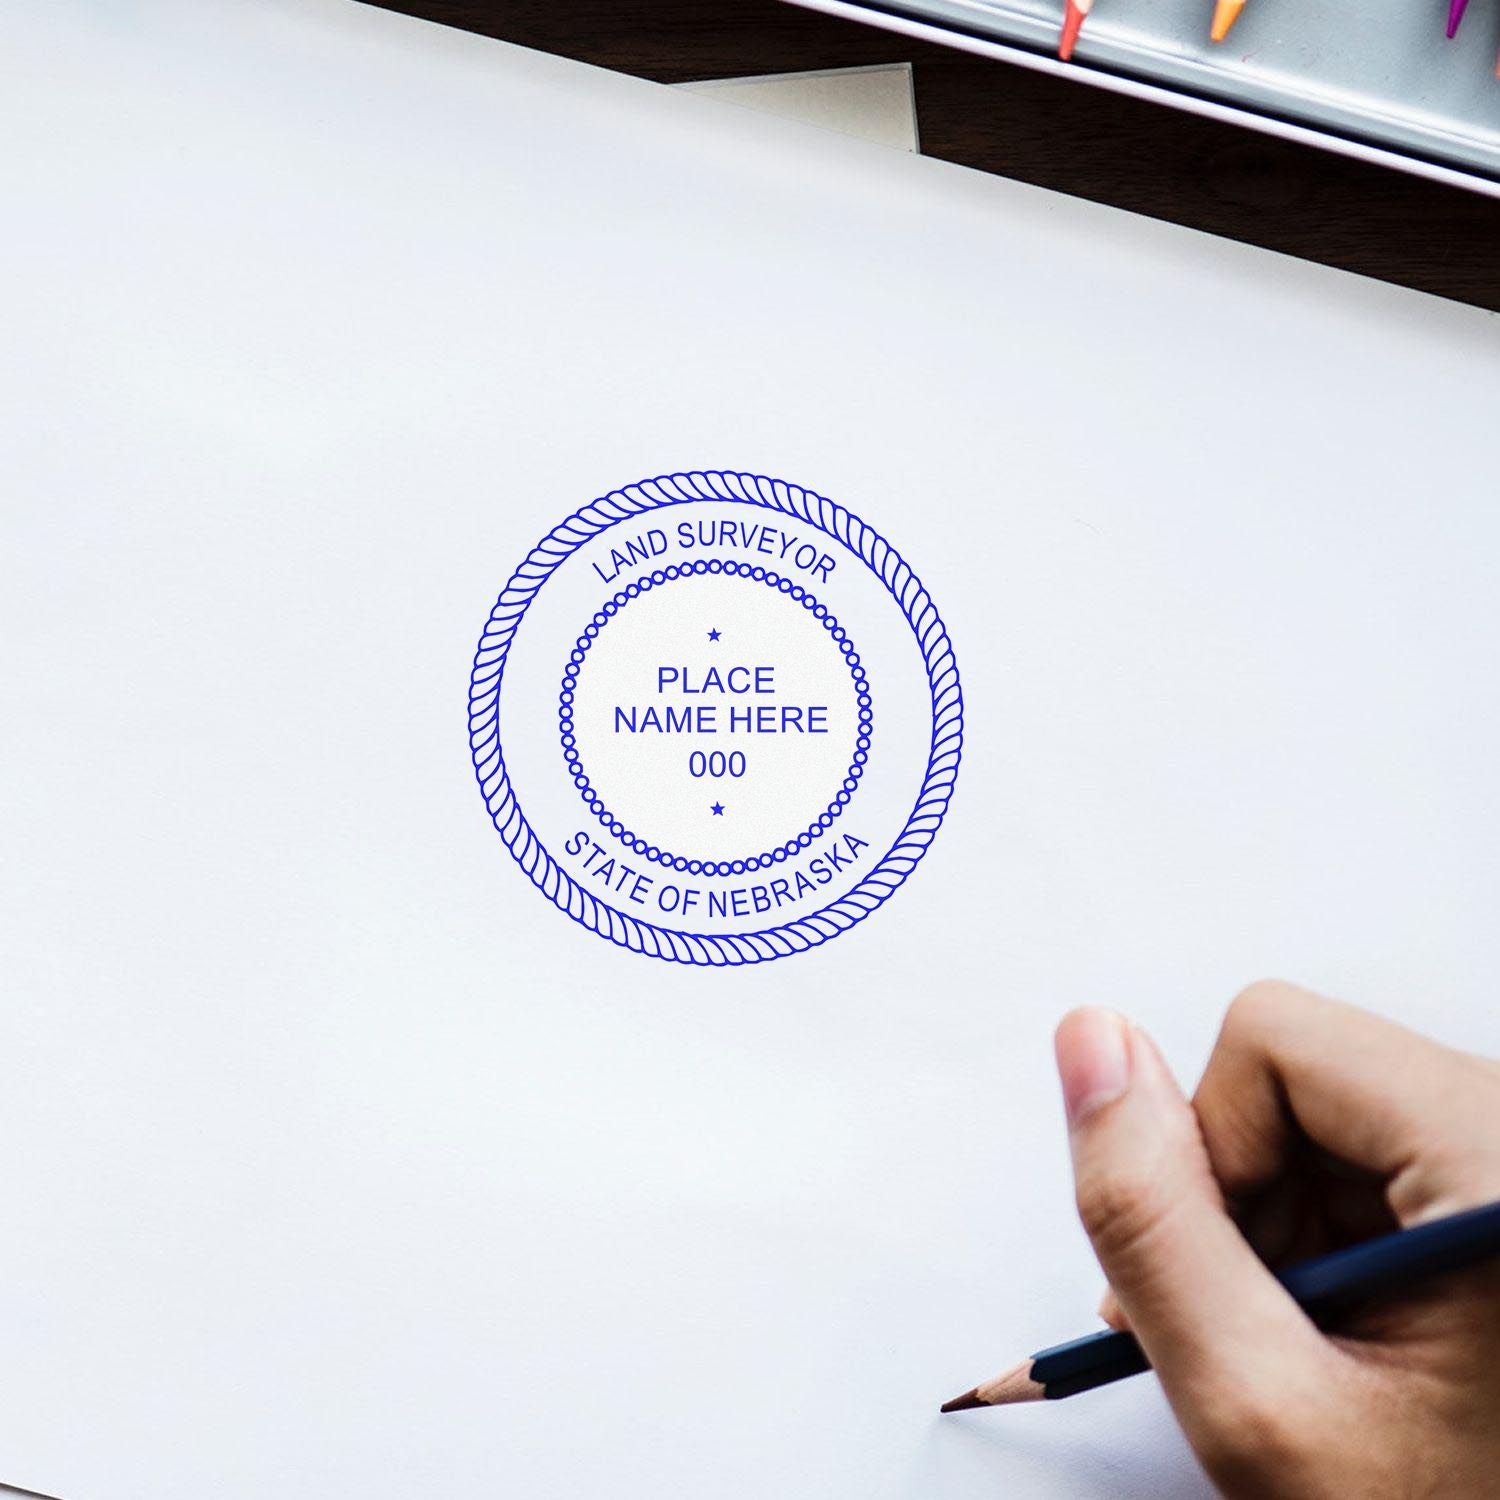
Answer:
xmin=558 ymin=559 xmax=872 ymax=877
xmin=468 ymin=470 xmax=963 ymax=967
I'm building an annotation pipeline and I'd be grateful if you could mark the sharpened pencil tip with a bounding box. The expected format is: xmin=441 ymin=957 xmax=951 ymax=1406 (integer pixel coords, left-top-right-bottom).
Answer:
xmin=1210 ymin=0 xmax=1245 ymax=42
xmin=943 ymin=1360 xmax=1047 ymax=1409
xmin=1058 ymin=0 xmax=1089 ymax=60
xmin=940 ymin=1388 xmax=988 ymax=1414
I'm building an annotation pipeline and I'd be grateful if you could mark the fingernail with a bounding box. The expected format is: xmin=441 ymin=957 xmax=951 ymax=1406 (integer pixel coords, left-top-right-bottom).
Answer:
xmin=1055 ymin=1007 xmax=1131 ymax=1126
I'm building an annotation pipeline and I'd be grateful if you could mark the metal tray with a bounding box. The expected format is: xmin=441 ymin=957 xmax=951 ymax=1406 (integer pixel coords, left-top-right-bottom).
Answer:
xmin=793 ymin=0 xmax=1500 ymax=194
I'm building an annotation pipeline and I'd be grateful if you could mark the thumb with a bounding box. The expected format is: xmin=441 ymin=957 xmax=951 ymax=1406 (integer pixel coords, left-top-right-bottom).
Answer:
xmin=1056 ymin=1009 xmax=1331 ymax=1422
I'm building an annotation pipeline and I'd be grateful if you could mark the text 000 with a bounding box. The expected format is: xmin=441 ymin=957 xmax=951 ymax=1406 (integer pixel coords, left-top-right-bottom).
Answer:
xmin=688 ymin=750 xmax=746 ymax=779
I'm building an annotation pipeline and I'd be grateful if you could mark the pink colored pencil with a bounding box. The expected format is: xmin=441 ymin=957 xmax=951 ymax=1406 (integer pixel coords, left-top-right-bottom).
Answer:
xmin=1058 ymin=0 xmax=1092 ymax=60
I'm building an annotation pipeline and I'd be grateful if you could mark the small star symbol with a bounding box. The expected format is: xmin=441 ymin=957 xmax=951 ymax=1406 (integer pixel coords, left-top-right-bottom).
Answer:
xmin=707 ymin=628 xmax=721 ymax=641
xmin=710 ymin=802 xmax=725 ymax=816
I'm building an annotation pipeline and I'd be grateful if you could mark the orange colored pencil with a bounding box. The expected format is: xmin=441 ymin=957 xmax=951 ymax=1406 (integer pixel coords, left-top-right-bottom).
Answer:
xmin=1210 ymin=0 xmax=1247 ymax=41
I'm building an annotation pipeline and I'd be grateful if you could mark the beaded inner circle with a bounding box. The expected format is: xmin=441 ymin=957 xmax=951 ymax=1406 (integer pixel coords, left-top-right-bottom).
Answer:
xmin=558 ymin=558 xmax=873 ymax=878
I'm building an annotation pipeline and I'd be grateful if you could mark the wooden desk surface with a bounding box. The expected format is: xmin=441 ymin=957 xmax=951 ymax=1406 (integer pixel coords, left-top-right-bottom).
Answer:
xmin=367 ymin=1 xmax=1500 ymax=312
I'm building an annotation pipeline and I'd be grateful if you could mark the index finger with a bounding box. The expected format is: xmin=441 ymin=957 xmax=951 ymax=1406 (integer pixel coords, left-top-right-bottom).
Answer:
xmin=1191 ymin=981 xmax=1500 ymax=1226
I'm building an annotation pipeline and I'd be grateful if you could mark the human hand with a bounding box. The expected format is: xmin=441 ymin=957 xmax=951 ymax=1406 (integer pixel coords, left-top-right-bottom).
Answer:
xmin=1055 ymin=983 xmax=1500 ymax=1498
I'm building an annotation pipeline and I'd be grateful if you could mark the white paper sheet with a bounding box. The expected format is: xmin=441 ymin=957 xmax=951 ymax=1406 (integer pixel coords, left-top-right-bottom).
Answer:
xmin=678 ymin=65 xmax=918 ymax=151
xmin=2 ymin=3 xmax=1498 ymax=1496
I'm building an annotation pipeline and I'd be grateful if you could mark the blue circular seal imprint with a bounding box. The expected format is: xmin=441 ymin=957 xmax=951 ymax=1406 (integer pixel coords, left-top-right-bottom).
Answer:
xmin=468 ymin=470 xmax=963 ymax=967
xmin=558 ymin=558 xmax=873 ymax=878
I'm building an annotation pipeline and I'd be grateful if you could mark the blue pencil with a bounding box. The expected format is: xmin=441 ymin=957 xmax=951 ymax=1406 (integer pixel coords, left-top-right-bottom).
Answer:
xmin=941 ymin=1199 xmax=1500 ymax=1410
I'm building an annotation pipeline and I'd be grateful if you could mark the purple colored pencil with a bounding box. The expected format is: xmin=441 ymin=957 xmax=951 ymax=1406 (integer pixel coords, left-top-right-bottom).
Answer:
xmin=1447 ymin=0 xmax=1469 ymax=38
